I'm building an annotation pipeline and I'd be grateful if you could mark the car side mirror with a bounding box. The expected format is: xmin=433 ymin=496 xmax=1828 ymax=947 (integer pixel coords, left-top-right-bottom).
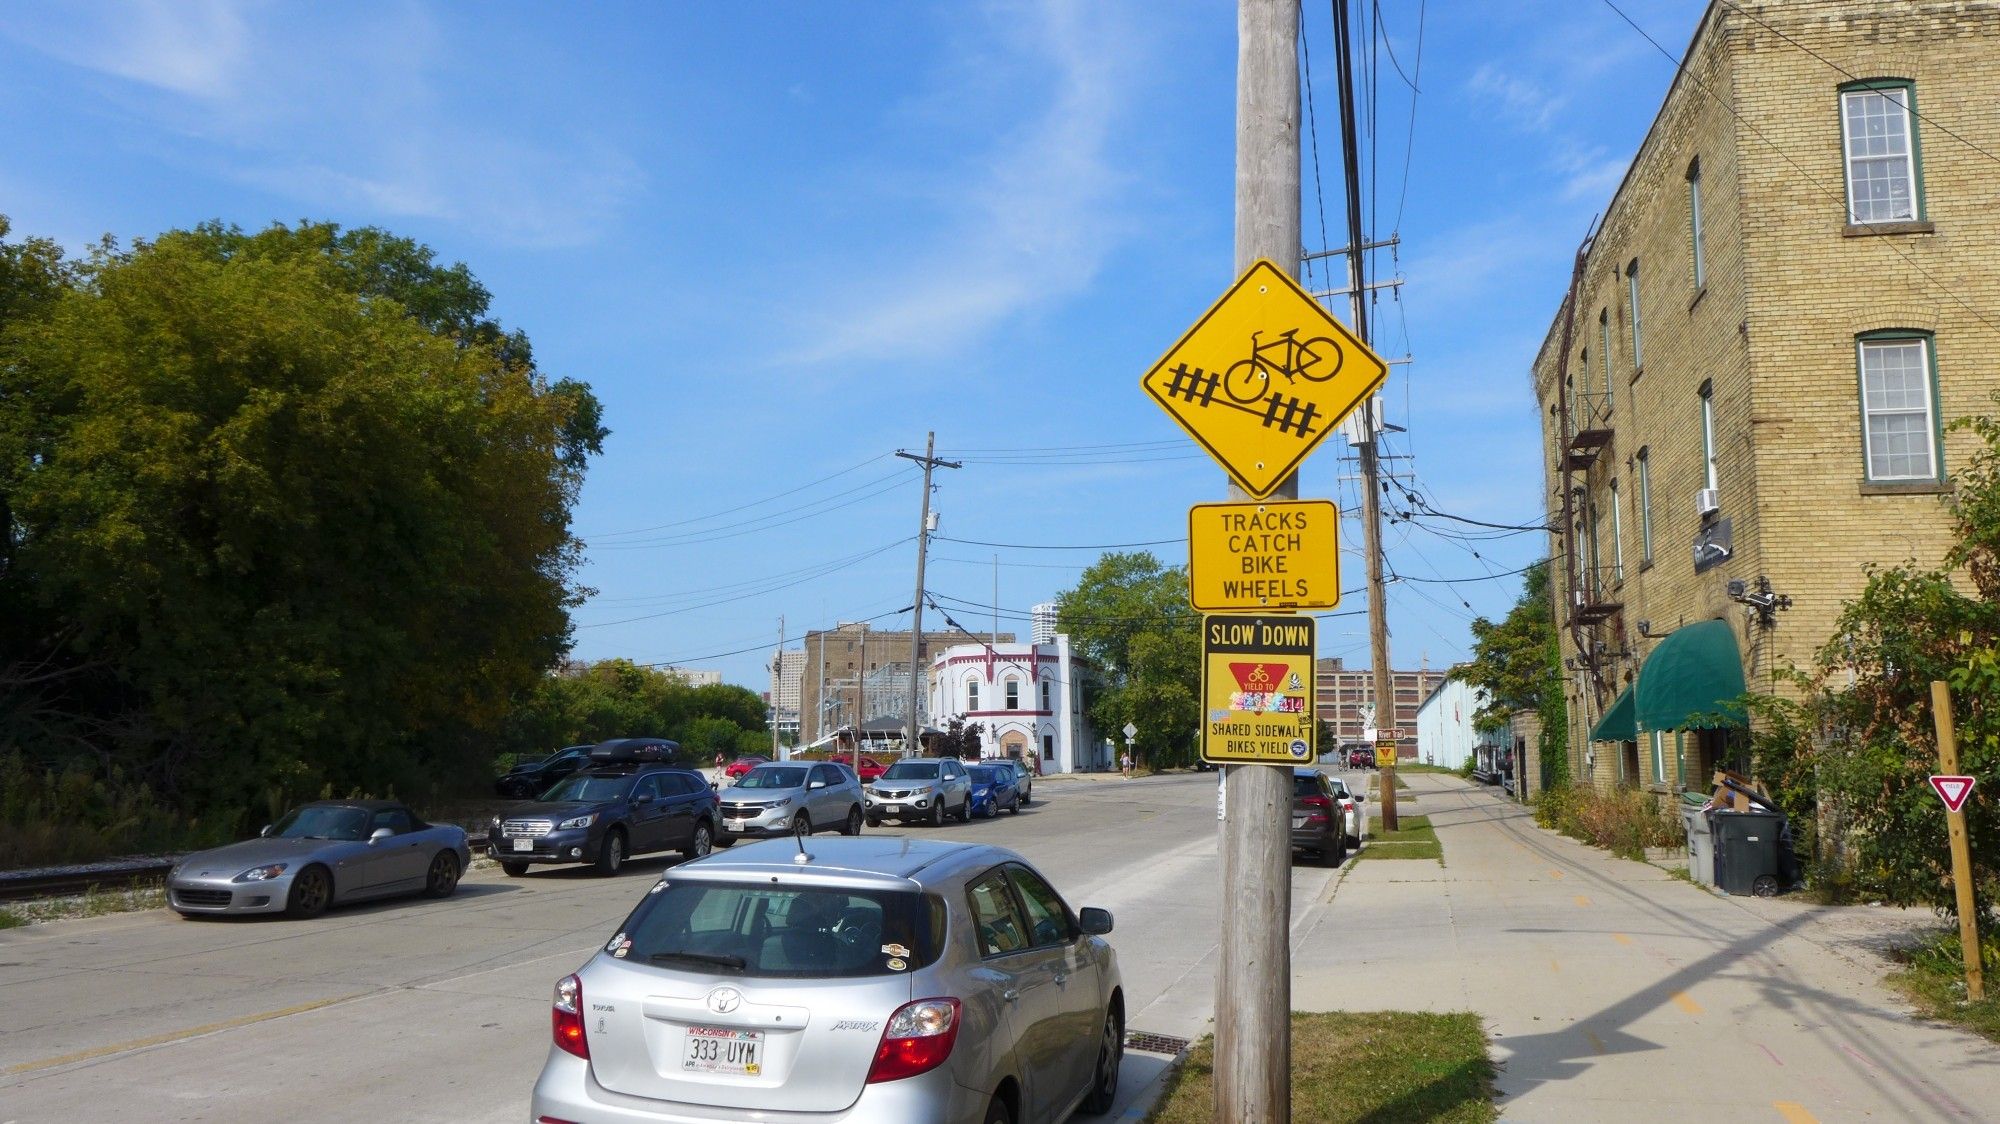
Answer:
xmin=1355 ymin=793 xmax=1365 ymax=802
xmin=259 ymin=824 xmax=273 ymax=837
xmin=634 ymin=793 xmax=654 ymax=805
xmin=369 ymin=827 xmax=394 ymax=844
xmin=809 ymin=779 xmax=826 ymax=789
xmin=1079 ymin=907 xmax=1114 ymax=935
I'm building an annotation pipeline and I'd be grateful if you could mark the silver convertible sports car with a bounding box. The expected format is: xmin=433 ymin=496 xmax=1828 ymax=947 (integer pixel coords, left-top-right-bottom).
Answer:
xmin=167 ymin=800 xmax=471 ymax=919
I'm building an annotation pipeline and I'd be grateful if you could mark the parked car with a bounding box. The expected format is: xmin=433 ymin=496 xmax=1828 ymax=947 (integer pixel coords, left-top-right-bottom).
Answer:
xmin=168 ymin=800 xmax=470 ymax=919
xmin=1325 ymin=776 xmax=1364 ymax=845
xmin=591 ymin=737 xmax=684 ymax=765
xmin=1000 ymin=757 xmax=1035 ymax=805
xmin=490 ymin=765 xmax=717 ymax=876
xmin=1290 ymin=768 xmax=1349 ymax=867
xmin=724 ymin=754 xmax=771 ymax=780
xmin=966 ymin=763 xmax=1022 ymax=818
xmin=715 ymin=762 xmax=865 ymax=844
xmin=529 ymin=837 xmax=1124 ymax=1124
xmin=864 ymin=757 xmax=974 ymax=827
xmin=495 ymin=744 xmax=594 ymax=799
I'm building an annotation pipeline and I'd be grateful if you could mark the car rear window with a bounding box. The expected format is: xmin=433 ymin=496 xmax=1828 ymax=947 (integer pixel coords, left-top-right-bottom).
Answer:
xmin=620 ymin=882 xmax=946 ymax=979
xmin=968 ymin=766 xmax=1006 ymax=784
xmin=1292 ymin=775 xmax=1323 ymax=798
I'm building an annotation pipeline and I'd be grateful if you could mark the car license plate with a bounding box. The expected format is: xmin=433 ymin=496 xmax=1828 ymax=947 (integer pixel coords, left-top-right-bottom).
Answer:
xmin=683 ymin=1026 xmax=762 ymax=1075
xmin=1291 ymin=815 xmax=1307 ymax=829
xmin=725 ymin=819 xmax=747 ymax=830
xmin=512 ymin=838 xmax=532 ymax=851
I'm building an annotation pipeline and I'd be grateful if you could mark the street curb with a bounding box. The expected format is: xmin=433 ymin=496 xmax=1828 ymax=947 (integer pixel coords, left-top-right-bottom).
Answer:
xmin=1114 ymin=1044 xmax=1190 ymax=1122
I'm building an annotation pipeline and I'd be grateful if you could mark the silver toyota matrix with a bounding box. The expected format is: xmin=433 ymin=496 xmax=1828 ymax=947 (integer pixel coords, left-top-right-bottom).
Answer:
xmin=530 ymin=836 xmax=1123 ymax=1124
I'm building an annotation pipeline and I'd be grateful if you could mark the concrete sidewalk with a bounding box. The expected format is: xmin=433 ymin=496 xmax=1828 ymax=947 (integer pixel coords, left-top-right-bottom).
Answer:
xmin=1292 ymin=773 xmax=2000 ymax=1122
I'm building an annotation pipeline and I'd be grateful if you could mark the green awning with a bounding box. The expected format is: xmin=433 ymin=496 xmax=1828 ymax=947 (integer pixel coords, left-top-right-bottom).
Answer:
xmin=1634 ymin=618 xmax=1746 ymax=732
xmin=1588 ymin=685 xmax=1636 ymax=742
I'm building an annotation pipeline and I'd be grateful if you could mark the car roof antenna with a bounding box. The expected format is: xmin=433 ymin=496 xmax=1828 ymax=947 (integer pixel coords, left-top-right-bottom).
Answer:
xmin=793 ymin=820 xmax=813 ymax=865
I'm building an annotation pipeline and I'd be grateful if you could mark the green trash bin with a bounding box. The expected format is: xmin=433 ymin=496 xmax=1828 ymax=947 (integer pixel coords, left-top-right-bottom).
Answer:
xmin=1710 ymin=809 xmax=1784 ymax=897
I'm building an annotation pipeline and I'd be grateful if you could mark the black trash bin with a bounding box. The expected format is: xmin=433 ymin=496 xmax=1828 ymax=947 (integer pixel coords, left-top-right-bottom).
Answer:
xmin=1710 ymin=809 xmax=1787 ymax=896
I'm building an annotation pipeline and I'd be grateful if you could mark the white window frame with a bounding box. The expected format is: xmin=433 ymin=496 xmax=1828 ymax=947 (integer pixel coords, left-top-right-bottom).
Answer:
xmin=967 ymin=680 xmax=980 ymax=711
xmin=1004 ymin=679 xmax=1020 ymax=710
xmin=1858 ymin=336 xmax=1941 ymax=482
xmin=1599 ymin=309 xmax=1614 ymax=407
xmin=1636 ymin=448 xmax=1654 ymax=563
xmin=1625 ymin=260 xmax=1643 ymax=370
xmin=1609 ymin=479 xmax=1625 ymax=584
xmin=1688 ymin=162 xmax=1706 ymax=289
xmin=1841 ymin=84 xmax=1920 ymax=224
xmin=1700 ymin=387 xmax=1719 ymax=492
xmin=1650 ymin=730 xmax=1666 ymax=784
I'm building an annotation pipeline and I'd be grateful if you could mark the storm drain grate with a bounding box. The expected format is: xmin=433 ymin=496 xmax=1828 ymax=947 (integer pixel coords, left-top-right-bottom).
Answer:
xmin=1125 ymin=1030 xmax=1192 ymax=1055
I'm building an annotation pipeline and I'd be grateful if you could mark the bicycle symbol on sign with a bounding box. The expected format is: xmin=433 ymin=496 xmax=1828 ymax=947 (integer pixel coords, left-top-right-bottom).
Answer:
xmin=1222 ymin=329 xmax=1345 ymax=404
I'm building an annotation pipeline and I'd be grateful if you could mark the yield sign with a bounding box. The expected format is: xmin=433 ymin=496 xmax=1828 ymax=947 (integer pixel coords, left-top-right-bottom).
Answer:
xmin=1141 ymin=260 xmax=1388 ymax=498
xmin=1929 ymin=775 xmax=1976 ymax=813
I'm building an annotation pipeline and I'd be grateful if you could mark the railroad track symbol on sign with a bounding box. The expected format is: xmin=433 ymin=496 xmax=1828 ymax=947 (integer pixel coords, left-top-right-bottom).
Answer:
xmin=1141 ymin=260 xmax=1388 ymax=498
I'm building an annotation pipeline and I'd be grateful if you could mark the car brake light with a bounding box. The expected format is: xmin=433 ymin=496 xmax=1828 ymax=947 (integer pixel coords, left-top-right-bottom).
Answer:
xmin=866 ymin=997 xmax=961 ymax=1083
xmin=1300 ymin=795 xmax=1331 ymax=809
xmin=552 ymin=974 xmax=589 ymax=1059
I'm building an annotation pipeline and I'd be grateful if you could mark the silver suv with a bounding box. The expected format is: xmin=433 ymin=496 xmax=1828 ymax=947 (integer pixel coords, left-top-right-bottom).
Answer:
xmin=865 ymin=758 xmax=973 ymax=827
xmin=717 ymin=762 xmax=865 ymax=845
xmin=530 ymin=837 xmax=1124 ymax=1124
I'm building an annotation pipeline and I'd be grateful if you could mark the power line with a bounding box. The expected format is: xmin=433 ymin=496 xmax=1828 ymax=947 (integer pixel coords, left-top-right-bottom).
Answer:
xmin=584 ymin=538 xmax=915 ymax=607
xmin=630 ymin=604 xmax=912 ymax=669
xmin=933 ymin=534 xmax=1183 ymax=552
xmin=589 ymin=471 xmax=917 ymax=549
xmin=583 ymin=453 xmax=891 ymax=539
xmin=576 ymin=538 xmax=913 ymax=628
xmin=1388 ymin=0 xmax=1426 ymax=237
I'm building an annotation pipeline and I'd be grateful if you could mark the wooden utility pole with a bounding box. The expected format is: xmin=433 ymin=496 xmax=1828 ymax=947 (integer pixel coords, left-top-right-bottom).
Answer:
xmin=773 ymin=615 xmax=785 ymax=757
xmin=1330 ymin=0 xmax=1397 ymax=833
xmin=1929 ymin=681 xmax=1985 ymax=1001
xmin=899 ymin=433 xmax=960 ymax=756
xmin=1215 ymin=1 xmax=1299 ymax=1120
xmin=853 ymin=630 xmax=866 ymax=777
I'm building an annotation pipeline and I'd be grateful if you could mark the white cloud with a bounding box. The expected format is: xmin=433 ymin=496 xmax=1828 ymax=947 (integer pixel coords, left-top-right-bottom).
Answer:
xmin=1466 ymin=64 xmax=1566 ymax=133
xmin=779 ymin=0 xmax=1141 ymax=366
xmin=0 ymin=1 xmax=642 ymax=248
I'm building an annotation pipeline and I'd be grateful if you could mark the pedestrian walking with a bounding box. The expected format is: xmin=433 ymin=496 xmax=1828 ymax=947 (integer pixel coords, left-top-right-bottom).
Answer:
xmin=1120 ymin=750 xmax=1132 ymax=776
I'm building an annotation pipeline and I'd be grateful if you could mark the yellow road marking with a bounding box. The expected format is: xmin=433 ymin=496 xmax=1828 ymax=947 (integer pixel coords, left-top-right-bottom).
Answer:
xmin=1574 ymin=894 xmax=1592 ymax=908
xmin=1550 ymin=959 xmax=1561 ymax=973
xmin=1548 ymin=869 xmax=1565 ymax=879
xmin=1671 ymin=991 xmax=1704 ymax=1015
xmin=1583 ymin=1028 xmax=1607 ymax=1054
xmin=4 ymin=992 xmax=366 ymax=1075
xmin=1611 ymin=932 xmax=1634 ymax=946
xmin=1774 ymin=1102 xmax=1818 ymax=1123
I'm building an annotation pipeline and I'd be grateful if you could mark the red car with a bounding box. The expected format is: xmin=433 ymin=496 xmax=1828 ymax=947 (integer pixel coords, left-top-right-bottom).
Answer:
xmin=723 ymin=754 xmax=770 ymax=779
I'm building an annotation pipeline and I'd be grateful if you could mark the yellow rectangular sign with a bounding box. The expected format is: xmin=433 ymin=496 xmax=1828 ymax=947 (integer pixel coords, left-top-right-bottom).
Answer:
xmin=1375 ymin=741 xmax=1398 ymax=768
xmin=1188 ymin=499 xmax=1339 ymax=612
xmin=1200 ymin=614 xmax=1317 ymax=765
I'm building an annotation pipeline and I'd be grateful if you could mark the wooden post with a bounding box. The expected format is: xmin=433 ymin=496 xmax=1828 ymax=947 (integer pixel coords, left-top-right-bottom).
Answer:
xmin=1215 ymin=1 xmax=1298 ymax=1121
xmin=1929 ymin=680 xmax=1985 ymax=1002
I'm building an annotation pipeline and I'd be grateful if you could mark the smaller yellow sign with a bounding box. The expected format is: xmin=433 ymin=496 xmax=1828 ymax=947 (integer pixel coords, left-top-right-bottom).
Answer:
xmin=1375 ymin=742 xmax=1398 ymax=768
xmin=1200 ymin=614 xmax=1317 ymax=765
xmin=1188 ymin=499 xmax=1339 ymax=612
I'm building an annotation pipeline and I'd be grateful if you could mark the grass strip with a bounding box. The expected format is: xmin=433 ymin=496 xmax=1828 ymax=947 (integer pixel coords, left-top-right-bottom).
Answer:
xmin=1358 ymin=815 xmax=1441 ymax=862
xmin=1145 ymin=1010 xmax=1496 ymax=1123
xmin=1358 ymin=839 xmax=1443 ymax=861
xmin=1886 ymin=929 xmax=2000 ymax=1043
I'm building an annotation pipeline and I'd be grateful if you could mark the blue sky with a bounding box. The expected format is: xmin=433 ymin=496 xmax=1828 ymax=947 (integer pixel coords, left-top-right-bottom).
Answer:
xmin=0 ymin=0 xmax=1706 ymax=693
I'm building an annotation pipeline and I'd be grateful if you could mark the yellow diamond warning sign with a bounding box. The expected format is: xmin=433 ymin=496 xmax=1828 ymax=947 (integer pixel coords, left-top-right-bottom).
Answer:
xmin=1201 ymin=614 xmax=1317 ymax=765
xmin=1141 ymin=260 xmax=1388 ymax=498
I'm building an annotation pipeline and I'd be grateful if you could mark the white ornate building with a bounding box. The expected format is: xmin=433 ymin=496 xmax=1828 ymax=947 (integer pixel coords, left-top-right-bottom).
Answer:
xmin=926 ymin=636 xmax=1104 ymax=773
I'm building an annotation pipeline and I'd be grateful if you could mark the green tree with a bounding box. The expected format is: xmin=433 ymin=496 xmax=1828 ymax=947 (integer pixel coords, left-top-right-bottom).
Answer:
xmin=1458 ymin=560 xmax=1568 ymax=790
xmin=1056 ymin=552 xmax=1201 ymax=768
xmin=0 ymin=218 xmax=605 ymax=823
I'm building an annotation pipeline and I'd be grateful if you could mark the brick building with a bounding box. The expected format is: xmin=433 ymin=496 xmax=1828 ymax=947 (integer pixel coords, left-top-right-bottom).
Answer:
xmin=1313 ymin=657 xmax=1444 ymax=755
xmin=1530 ymin=1 xmax=2000 ymax=793
xmin=797 ymin=622 xmax=1013 ymax=743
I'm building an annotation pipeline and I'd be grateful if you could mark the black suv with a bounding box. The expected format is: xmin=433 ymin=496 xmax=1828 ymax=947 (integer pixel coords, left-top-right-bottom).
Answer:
xmin=489 ymin=765 xmax=718 ymax=876
xmin=494 ymin=744 xmax=594 ymax=798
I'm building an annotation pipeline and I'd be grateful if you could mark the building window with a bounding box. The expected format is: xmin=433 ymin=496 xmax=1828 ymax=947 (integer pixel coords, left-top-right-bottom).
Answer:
xmin=1841 ymin=80 xmax=1921 ymax=224
xmin=1005 ymin=679 xmax=1020 ymax=710
xmin=1041 ymin=681 xmax=1051 ymax=709
xmin=1636 ymin=447 xmax=1654 ymax=563
xmin=1687 ymin=158 xmax=1706 ymax=289
xmin=1625 ymin=260 xmax=1643 ymax=370
xmin=1585 ymin=502 xmax=1602 ymax=597
xmin=1042 ymin=734 xmax=1054 ymax=760
xmin=967 ymin=680 xmax=980 ymax=710
xmin=1609 ymin=479 xmax=1625 ymax=583
xmin=1857 ymin=332 xmax=1942 ymax=482
xmin=1650 ymin=730 xmax=1666 ymax=785
xmin=1699 ymin=381 xmax=1719 ymax=492
xmin=1599 ymin=309 xmax=1614 ymax=405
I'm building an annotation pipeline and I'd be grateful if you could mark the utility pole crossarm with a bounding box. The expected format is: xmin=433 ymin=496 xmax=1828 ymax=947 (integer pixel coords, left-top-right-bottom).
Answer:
xmin=901 ymin=434 xmax=961 ymax=757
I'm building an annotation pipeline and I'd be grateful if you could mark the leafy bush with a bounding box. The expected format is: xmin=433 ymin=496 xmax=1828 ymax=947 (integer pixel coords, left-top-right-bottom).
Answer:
xmin=0 ymin=753 xmax=234 ymax=870
xmin=1533 ymin=783 xmax=1682 ymax=860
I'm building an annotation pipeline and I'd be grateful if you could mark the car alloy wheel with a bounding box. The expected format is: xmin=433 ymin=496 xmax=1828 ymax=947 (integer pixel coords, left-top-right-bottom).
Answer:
xmin=1008 ymin=794 xmax=1021 ymax=815
xmin=930 ymin=801 xmax=945 ymax=827
xmin=285 ymin=865 xmax=331 ymax=919
xmin=684 ymin=822 xmax=713 ymax=859
xmin=1080 ymin=1007 xmax=1123 ymax=1114
xmin=793 ymin=812 xmax=811 ymax=838
xmin=957 ymin=796 xmax=973 ymax=823
xmin=423 ymin=851 xmax=460 ymax=898
xmin=595 ymin=830 xmax=625 ymax=876
xmin=844 ymin=807 xmax=863 ymax=835
xmin=865 ymin=815 xmax=881 ymax=828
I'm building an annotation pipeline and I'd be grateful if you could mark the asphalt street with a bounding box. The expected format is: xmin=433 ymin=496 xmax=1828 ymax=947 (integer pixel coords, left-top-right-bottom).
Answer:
xmin=0 ymin=770 xmax=1349 ymax=1123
